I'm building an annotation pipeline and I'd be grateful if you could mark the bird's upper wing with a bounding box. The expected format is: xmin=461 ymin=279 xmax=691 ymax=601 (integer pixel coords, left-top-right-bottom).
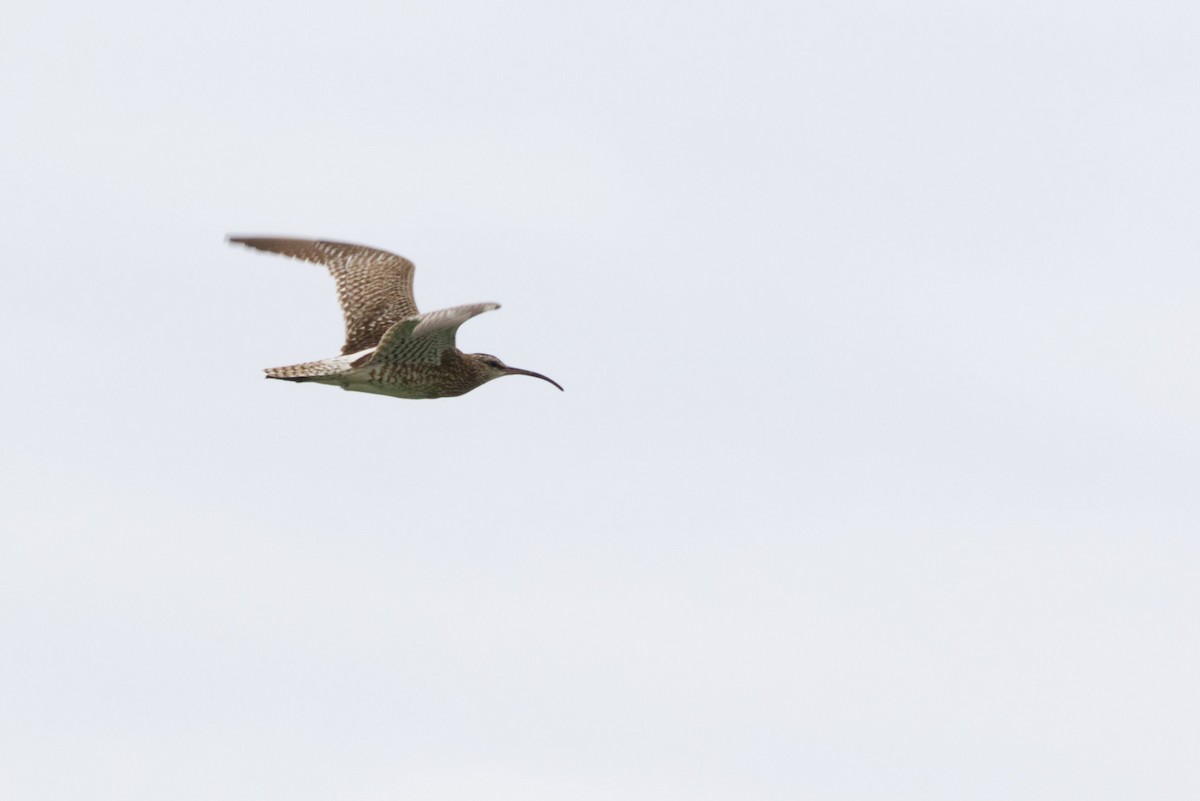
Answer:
xmin=367 ymin=303 xmax=501 ymax=366
xmin=228 ymin=236 xmax=418 ymax=354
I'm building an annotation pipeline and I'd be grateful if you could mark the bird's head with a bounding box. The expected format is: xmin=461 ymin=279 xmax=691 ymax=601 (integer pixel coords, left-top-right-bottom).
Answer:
xmin=470 ymin=353 xmax=563 ymax=391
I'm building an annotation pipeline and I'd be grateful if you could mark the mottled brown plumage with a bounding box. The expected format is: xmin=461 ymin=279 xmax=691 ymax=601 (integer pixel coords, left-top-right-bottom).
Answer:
xmin=230 ymin=237 xmax=418 ymax=355
xmin=228 ymin=236 xmax=562 ymax=399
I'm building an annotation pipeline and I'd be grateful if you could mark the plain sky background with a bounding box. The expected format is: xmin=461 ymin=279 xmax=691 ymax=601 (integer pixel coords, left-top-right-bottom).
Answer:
xmin=2 ymin=1 xmax=1199 ymax=799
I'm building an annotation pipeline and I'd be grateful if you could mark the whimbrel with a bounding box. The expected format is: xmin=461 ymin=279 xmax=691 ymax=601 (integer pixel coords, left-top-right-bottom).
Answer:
xmin=228 ymin=236 xmax=563 ymax=399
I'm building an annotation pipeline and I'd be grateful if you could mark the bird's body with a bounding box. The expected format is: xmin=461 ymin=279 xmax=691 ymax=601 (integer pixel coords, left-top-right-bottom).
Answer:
xmin=268 ymin=345 xmax=503 ymax=399
xmin=228 ymin=236 xmax=562 ymax=399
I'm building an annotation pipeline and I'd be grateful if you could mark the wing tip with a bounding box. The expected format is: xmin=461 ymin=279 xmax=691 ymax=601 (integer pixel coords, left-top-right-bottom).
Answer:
xmin=226 ymin=234 xmax=295 ymax=244
xmin=226 ymin=235 xmax=398 ymax=256
xmin=226 ymin=234 xmax=269 ymax=250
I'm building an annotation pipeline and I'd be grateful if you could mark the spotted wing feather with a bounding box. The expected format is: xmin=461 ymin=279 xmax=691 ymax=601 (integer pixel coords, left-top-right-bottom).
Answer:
xmin=228 ymin=236 xmax=418 ymax=354
xmin=368 ymin=303 xmax=501 ymax=366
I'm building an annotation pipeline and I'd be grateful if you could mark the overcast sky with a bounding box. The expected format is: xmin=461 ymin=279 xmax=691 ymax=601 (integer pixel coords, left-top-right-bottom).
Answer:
xmin=3 ymin=1 xmax=1199 ymax=799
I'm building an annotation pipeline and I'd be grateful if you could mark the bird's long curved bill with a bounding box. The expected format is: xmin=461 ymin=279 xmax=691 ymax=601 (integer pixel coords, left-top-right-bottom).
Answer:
xmin=505 ymin=367 xmax=564 ymax=391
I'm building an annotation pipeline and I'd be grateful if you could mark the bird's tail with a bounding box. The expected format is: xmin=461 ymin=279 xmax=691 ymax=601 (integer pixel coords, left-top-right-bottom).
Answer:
xmin=264 ymin=357 xmax=352 ymax=382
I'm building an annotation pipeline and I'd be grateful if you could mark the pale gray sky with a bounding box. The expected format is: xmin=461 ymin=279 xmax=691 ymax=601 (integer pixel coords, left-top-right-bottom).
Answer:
xmin=3 ymin=1 xmax=1199 ymax=799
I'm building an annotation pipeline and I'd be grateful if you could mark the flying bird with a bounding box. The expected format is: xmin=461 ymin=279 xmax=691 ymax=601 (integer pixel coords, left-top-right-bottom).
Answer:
xmin=228 ymin=236 xmax=563 ymax=399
